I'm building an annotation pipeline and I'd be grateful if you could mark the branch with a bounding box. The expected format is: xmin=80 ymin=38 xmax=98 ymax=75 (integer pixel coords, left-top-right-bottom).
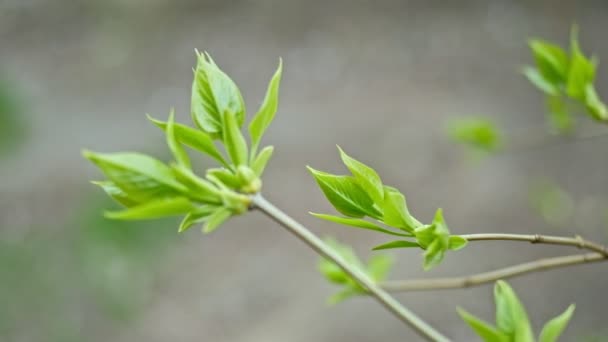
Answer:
xmin=382 ymin=252 xmax=605 ymax=292
xmin=381 ymin=233 xmax=608 ymax=292
xmin=460 ymin=233 xmax=608 ymax=256
xmin=251 ymin=194 xmax=450 ymax=342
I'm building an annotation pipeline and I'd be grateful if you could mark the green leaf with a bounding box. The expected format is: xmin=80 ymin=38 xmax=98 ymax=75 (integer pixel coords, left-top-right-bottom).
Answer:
xmin=249 ymin=59 xmax=282 ymax=157
xmin=366 ymin=254 xmax=393 ymax=281
xmin=522 ymin=67 xmax=560 ymax=96
xmin=203 ymin=207 xmax=232 ymax=234
xmin=318 ymin=257 xmax=349 ymax=285
xmin=382 ymin=187 xmax=420 ymax=232
xmin=171 ymin=164 xmax=222 ymax=204
xmin=83 ymin=150 xmax=187 ymax=202
xmin=179 ymin=205 xmax=219 ymax=232
xmin=448 ymin=235 xmax=468 ymax=251
xmin=414 ymin=224 xmax=437 ymax=248
xmin=223 ymin=110 xmax=248 ymax=166
xmin=529 ymin=39 xmax=569 ymax=83
xmin=457 ymin=308 xmax=509 ymax=342
xmin=166 ymin=110 xmax=191 ymax=168
xmin=310 ymin=213 xmax=411 ymax=237
xmin=431 ymin=208 xmax=450 ymax=235
xmin=104 ymin=197 xmax=194 ymax=220
xmin=328 ymin=287 xmax=359 ymax=305
xmin=584 ymin=84 xmax=608 ymax=121
xmin=538 ymin=304 xmax=575 ymax=342
xmin=251 ymin=145 xmax=274 ymax=176
xmin=308 ymin=167 xmax=381 ymax=218
xmin=91 ymin=181 xmax=140 ymax=207
xmin=338 ymin=146 xmax=384 ymax=204
xmin=494 ymin=280 xmax=532 ymax=337
xmin=566 ymin=30 xmax=596 ymax=101
xmin=147 ymin=114 xmax=228 ymax=167
xmin=423 ymin=238 xmax=446 ymax=270
xmin=546 ymin=96 xmax=574 ymax=133
xmin=372 ymin=240 xmax=419 ymax=250
xmin=514 ymin=317 xmax=536 ymax=342
xmin=191 ymin=51 xmax=245 ymax=137
xmin=206 ymin=168 xmax=241 ymax=189
xmin=448 ymin=117 xmax=502 ymax=153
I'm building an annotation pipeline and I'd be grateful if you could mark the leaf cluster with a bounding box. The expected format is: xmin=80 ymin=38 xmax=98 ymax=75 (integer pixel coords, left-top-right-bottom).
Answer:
xmin=309 ymin=147 xmax=467 ymax=270
xmin=459 ymin=281 xmax=575 ymax=342
xmin=318 ymin=238 xmax=393 ymax=304
xmin=84 ymin=51 xmax=282 ymax=233
xmin=524 ymin=26 xmax=607 ymax=132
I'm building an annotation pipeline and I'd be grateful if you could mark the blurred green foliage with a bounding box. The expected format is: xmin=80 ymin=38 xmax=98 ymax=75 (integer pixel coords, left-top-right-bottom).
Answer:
xmin=0 ymin=75 xmax=27 ymax=157
xmin=529 ymin=180 xmax=574 ymax=227
xmin=524 ymin=26 xmax=608 ymax=133
xmin=447 ymin=117 xmax=502 ymax=156
xmin=0 ymin=194 xmax=177 ymax=341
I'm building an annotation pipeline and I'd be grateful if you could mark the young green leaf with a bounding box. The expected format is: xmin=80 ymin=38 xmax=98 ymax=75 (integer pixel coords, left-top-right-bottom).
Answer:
xmin=83 ymin=150 xmax=187 ymax=202
xmin=366 ymin=254 xmax=393 ymax=282
xmin=423 ymin=238 xmax=446 ymax=270
xmin=431 ymin=208 xmax=449 ymax=235
xmin=319 ymin=238 xmax=390 ymax=305
xmin=522 ymin=67 xmax=560 ymax=96
xmin=457 ymin=308 xmax=509 ymax=342
xmin=494 ymin=280 xmax=532 ymax=337
xmin=319 ymin=257 xmax=350 ymax=284
xmin=546 ymin=96 xmax=574 ymax=133
xmin=203 ymin=207 xmax=232 ymax=234
xmin=249 ymin=59 xmax=282 ymax=157
xmin=166 ymin=110 xmax=191 ymax=168
xmin=171 ymin=164 xmax=222 ymax=204
xmin=448 ymin=235 xmax=468 ymax=251
xmin=251 ymin=145 xmax=274 ymax=176
xmin=338 ymin=146 xmax=384 ymax=205
xmin=179 ymin=205 xmax=219 ymax=232
xmin=514 ymin=318 xmax=536 ymax=342
xmin=584 ymin=84 xmax=608 ymax=121
xmin=538 ymin=304 xmax=575 ymax=342
xmin=328 ymin=287 xmax=359 ymax=305
xmin=310 ymin=213 xmax=411 ymax=237
xmin=382 ymin=187 xmax=420 ymax=232
xmin=414 ymin=224 xmax=437 ymax=248
xmin=372 ymin=240 xmax=419 ymax=250
xmin=91 ymin=181 xmax=140 ymax=207
xmin=104 ymin=197 xmax=194 ymax=220
xmin=191 ymin=51 xmax=245 ymax=137
xmin=529 ymin=39 xmax=569 ymax=83
xmin=566 ymin=29 xmax=596 ymax=101
xmin=147 ymin=114 xmax=228 ymax=167
xmin=206 ymin=168 xmax=241 ymax=189
xmin=223 ymin=110 xmax=249 ymax=166
xmin=448 ymin=117 xmax=503 ymax=152
xmin=308 ymin=167 xmax=381 ymax=218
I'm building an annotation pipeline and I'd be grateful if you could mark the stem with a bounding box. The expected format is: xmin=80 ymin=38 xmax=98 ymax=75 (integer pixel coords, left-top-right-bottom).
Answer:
xmin=251 ymin=194 xmax=450 ymax=342
xmin=460 ymin=233 xmax=608 ymax=256
xmin=382 ymin=252 xmax=605 ymax=292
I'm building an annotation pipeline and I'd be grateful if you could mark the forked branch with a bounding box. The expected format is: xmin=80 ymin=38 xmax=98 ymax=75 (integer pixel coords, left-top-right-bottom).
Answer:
xmin=381 ymin=233 xmax=607 ymax=292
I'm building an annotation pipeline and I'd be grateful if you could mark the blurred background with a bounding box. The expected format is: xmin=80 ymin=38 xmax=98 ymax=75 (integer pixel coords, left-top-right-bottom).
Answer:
xmin=1 ymin=0 xmax=607 ymax=341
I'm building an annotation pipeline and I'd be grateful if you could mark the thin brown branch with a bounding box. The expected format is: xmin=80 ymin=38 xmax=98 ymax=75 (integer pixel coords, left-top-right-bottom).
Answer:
xmin=460 ymin=233 xmax=608 ymax=256
xmin=382 ymin=252 xmax=605 ymax=292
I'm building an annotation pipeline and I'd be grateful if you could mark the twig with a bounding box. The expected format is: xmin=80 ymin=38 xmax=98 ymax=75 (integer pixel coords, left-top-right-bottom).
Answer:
xmin=251 ymin=194 xmax=450 ymax=342
xmin=382 ymin=252 xmax=605 ymax=292
xmin=460 ymin=233 xmax=608 ymax=256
